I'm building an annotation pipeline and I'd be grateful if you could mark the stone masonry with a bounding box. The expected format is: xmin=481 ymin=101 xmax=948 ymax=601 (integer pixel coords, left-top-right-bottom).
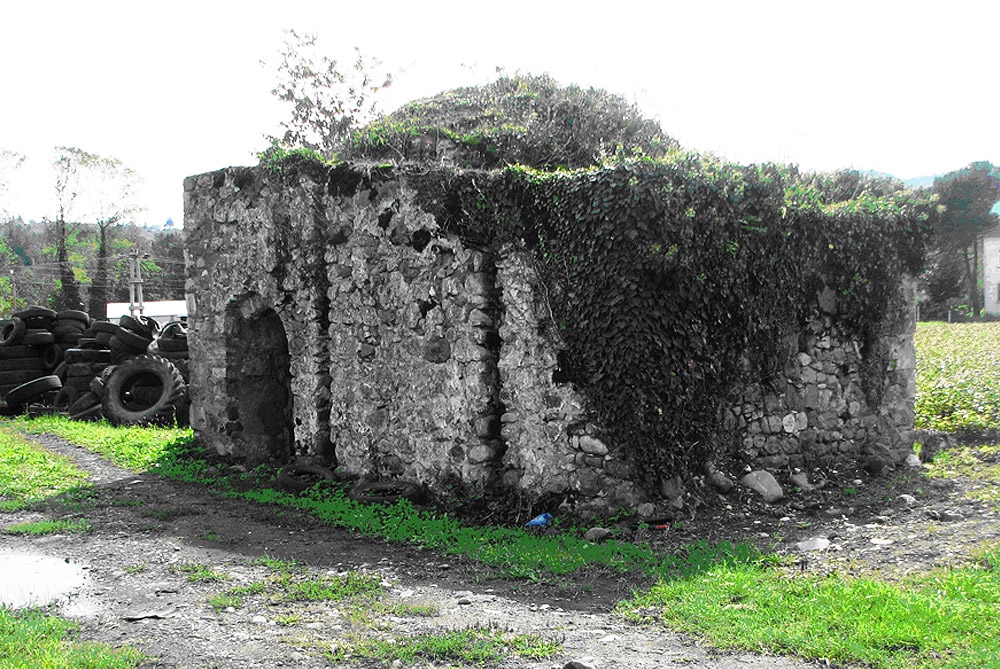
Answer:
xmin=184 ymin=163 xmax=917 ymax=514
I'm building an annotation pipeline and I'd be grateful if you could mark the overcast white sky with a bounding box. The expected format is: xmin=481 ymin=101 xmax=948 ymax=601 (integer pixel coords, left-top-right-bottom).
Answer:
xmin=1 ymin=0 xmax=997 ymax=227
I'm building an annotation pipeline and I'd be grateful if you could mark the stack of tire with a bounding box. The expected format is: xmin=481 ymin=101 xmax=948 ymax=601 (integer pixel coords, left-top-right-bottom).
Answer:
xmin=87 ymin=316 xmax=189 ymax=427
xmin=54 ymin=346 xmax=113 ymax=421
xmin=150 ymin=321 xmax=189 ymax=383
xmin=0 ymin=307 xmax=189 ymax=427
xmin=0 ymin=306 xmax=86 ymax=411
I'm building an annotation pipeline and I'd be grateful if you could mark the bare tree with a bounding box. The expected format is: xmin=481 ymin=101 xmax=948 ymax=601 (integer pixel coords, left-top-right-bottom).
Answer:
xmin=264 ymin=30 xmax=393 ymax=156
xmin=0 ymin=149 xmax=25 ymax=221
xmin=50 ymin=147 xmax=142 ymax=314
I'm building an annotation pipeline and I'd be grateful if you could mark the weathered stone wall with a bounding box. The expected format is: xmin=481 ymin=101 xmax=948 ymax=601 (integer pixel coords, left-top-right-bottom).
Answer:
xmin=184 ymin=163 xmax=917 ymax=513
xmin=735 ymin=280 xmax=917 ymax=474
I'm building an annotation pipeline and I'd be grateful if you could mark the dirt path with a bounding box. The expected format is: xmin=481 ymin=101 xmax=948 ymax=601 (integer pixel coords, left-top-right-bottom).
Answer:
xmin=1 ymin=434 xmax=813 ymax=669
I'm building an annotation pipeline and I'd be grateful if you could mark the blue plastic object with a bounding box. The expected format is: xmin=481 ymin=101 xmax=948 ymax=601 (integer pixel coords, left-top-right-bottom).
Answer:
xmin=525 ymin=512 xmax=553 ymax=527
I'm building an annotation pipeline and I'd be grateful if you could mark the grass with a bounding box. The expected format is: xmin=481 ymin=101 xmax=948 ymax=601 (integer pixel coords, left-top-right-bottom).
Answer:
xmin=8 ymin=398 xmax=1000 ymax=667
xmin=172 ymin=562 xmax=228 ymax=583
xmin=618 ymin=545 xmax=1000 ymax=669
xmin=1 ymin=415 xmax=661 ymax=579
xmin=0 ymin=606 xmax=142 ymax=668
xmin=915 ymin=322 xmax=1000 ymax=432
xmin=326 ymin=625 xmax=559 ymax=667
xmin=4 ymin=518 xmax=93 ymax=535
xmin=924 ymin=443 xmax=1000 ymax=505
xmin=0 ymin=426 xmax=91 ymax=511
xmin=6 ymin=415 xmax=194 ymax=472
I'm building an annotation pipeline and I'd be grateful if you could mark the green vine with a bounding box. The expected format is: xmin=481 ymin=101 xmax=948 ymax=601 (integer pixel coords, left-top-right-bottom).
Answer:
xmin=260 ymin=151 xmax=938 ymax=488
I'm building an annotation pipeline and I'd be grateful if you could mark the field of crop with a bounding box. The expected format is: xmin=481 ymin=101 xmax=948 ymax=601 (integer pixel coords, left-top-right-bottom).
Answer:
xmin=915 ymin=322 xmax=1000 ymax=433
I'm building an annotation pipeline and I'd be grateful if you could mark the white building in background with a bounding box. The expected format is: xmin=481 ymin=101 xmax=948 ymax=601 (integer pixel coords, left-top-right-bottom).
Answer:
xmin=106 ymin=300 xmax=187 ymax=324
xmin=983 ymin=228 xmax=1000 ymax=316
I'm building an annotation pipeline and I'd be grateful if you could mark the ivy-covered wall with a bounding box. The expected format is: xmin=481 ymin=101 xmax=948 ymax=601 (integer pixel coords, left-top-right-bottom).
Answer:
xmin=184 ymin=155 xmax=935 ymax=513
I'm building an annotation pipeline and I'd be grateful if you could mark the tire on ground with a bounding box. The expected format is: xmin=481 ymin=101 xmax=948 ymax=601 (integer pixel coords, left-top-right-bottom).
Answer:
xmin=6 ymin=375 xmax=62 ymax=408
xmin=102 ymin=354 xmax=186 ymax=426
xmin=0 ymin=318 xmax=26 ymax=347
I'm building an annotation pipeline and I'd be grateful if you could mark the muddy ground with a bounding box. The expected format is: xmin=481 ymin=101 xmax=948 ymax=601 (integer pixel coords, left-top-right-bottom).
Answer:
xmin=2 ymin=432 xmax=997 ymax=669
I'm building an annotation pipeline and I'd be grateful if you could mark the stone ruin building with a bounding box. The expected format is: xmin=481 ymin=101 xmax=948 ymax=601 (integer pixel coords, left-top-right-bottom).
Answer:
xmin=183 ymin=162 xmax=918 ymax=514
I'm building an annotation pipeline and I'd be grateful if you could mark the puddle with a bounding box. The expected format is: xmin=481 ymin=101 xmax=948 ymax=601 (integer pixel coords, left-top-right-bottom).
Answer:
xmin=0 ymin=551 xmax=87 ymax=609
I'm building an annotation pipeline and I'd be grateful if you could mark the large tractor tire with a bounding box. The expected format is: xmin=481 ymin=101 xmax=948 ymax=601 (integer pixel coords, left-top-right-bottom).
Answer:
xmin=102 ymin=354 xmax=186 ymax=427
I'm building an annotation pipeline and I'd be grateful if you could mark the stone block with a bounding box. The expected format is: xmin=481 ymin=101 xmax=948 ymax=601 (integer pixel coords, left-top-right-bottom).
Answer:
xmin=578 ymin=435 xmax=609 ymax=456
xmin=741 ymin=470 xmax=784 ymax=503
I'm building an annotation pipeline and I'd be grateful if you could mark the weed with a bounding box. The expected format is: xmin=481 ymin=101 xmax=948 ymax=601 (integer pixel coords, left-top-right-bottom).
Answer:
xmin=207 ymin=593 xmax=243 ymax=611
xmin=326 ymin=624 xmax=559 ymax=666
xmin=123 ymin=564 xmax=147 ymax=575
xmin=251 ymin=555 xmax=301 ymax=574
xmin=274 ymin=614 xmax=302 ymax=626
xmin=172 ymin=563 xmax=228 ymax=583
xmin=0 ymin=427 xmax=90 ymax=507
xmin=376 ymin=601 xmax=439 ymax=617
xmin=4 ymin=518 xmax=93 ymax=535
xmin=0 ymin=606 xmax=143 ymax=667
xmin=619 ymin=546 xmax=1000 ymax=668
xmin=275 ymin=571 xmax=383 ymax=603
xmin=202 ymin=532 xmax=220 ymax=541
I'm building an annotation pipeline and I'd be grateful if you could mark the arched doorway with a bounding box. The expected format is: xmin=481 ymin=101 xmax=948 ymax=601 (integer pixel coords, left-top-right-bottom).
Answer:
xmin=224 ymin=294 xmax=294 ymax=463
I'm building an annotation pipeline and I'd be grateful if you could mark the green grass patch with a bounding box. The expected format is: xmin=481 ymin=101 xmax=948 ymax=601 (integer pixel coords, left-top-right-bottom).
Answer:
xmin=924 ymin=443 xmax=1000 ymax=505
xmin=0 ymin=426 xmax=91 ymax=509
xmin=916 ymin=322 xmax=1000 ymax=432
xmin=273 ymin=571 xmax=383 ymax=603
xmin=172 ymin=562 xmax=228 ymax=583
xmin=5 ymin=415 xmax=195 ymax=473
xmin=327 ymin=624 xmax=559 ymax=667
xmin=618 ymin=546 xmax=1000 ymax=668
xmin=4 ymin=518 xmax=93 ymax=535
xmin=0 ymin=606 xmax=142 ymax=668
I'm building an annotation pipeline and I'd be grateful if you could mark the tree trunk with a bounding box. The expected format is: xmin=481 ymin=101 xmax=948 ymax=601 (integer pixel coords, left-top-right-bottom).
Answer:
xmin=972 ymin=238 xmax=982 ymax=315
xmin=55 ymin=219 xmax=82 ymax=311
xmin=89 ymin=223 xmax=110 ymax=320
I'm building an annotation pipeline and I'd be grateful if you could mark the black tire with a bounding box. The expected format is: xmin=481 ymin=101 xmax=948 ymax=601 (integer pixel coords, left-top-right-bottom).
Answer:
xmin=52 ymin=324 xmax=86 ymax=338
xmin=100 ymin=365 xmax=117 ymax=383
xmin=348 ymin=480 xmax=429 ymax=505
xmin=68 ymin=391 xmax=101 ymax=416
xmin=64 ymin=348 xmax=112 ymax=364
xmin=53 ymin=361 xmax=68 ymax=380
xmin=65 ymin=377 xmax=93 ymax=393
xmin=70 ymin=403 xmax=103 ymax=421
xmin=66 ymin=390 xmax=101 ymax=416
xmin=156 ymin=349 xmax=189 ymax=361
xmin=94 ymin=331 xmax=115 ymax=346
xmin=6 ymin=375 xmax=61 ymax=408
xmin=0 ymin=357 xmax=44 ymax=373
xmin=0 ymin=318 xmax=26 ymax=347
xmin=120 ymin=314 xmax=159 ymax=337
xmin=102 ymin=354 xmax=186 ymax=427
xmin=42 ymin=344 xmax=62 ymax=370
xmin=91 ymin=321 xmax=121 ymax=335
xmin=114 ymin=328 xmax=153 ymax=353
xmin=67 ymin=362 xmax=98 ymax=378
xmin=14 ymin=307 xmax=57 ymax=321
xmin=53 ymin=385 xmax=81 ymax=409
xmin=159 ymin=321 xmax=188 ymax=339
xmin=0 ymin=345 xmax=37 ymax=360
xmin=89 ymin=376 xmax=105 ymax=397
xmin=78 ymin=338 xmax=105 ymax=350
xmin=57 ymin=333 xmax=82 ymax=346
xmin=22 ymin=329 xmax=55 ymax=346
xmin=56 ymin=310 xmax=90 ymax=325
xmin=276 ymin=464 xmax=338 ymax=494
xmin=156 ymin=337 xmax=188 ymax=353
xmin=0 ymin=370 xmax=41 ymax=386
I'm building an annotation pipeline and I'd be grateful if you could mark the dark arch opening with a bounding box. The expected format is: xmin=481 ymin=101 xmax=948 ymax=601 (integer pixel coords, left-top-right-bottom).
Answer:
xmin=224 ymin=296 xmax=294 ymax=464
